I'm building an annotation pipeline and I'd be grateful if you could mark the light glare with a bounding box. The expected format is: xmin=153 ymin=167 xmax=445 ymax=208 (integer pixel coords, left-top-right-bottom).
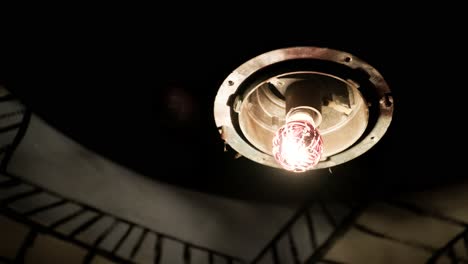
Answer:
xmin=272 ymin=120 xmax=323 ymax=172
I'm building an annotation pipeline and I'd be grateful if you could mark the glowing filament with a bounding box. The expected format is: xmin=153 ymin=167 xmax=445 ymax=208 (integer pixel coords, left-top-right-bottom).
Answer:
xmin=272 ymin=120 xmax=323 ymax=172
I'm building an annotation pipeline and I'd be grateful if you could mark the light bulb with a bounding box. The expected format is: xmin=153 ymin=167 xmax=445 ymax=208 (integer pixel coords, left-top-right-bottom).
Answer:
xmin=272 ymin=110 xmax=323 ymax=172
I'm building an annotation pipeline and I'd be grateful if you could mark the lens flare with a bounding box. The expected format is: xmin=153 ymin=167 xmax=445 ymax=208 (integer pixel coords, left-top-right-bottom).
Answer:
xmin=272 ymin=120 xmax=323 ymax=172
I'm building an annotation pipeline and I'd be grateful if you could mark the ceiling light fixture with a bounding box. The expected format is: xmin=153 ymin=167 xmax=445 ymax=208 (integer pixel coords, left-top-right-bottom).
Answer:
xmin=214 ymin=47 xmax=394 ymax=172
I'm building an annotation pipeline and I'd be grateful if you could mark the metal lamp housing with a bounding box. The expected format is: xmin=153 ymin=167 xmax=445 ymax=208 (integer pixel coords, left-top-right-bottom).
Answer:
xmin=214 ymin=47 xmax=394 ymax=170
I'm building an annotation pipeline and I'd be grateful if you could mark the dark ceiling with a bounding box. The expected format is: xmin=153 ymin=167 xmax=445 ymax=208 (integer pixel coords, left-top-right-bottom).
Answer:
xmin=0 ymin=21 xmax=459 ymax=203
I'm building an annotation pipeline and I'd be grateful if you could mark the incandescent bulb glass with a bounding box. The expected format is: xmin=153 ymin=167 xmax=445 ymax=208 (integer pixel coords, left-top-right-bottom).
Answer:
xmin=272 ymin=108 xmax=323 ymax=172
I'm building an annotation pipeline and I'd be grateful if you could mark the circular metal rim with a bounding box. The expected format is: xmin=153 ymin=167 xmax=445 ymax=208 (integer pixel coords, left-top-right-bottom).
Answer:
xmin=214 ymin=46 xmax=394 ymax=170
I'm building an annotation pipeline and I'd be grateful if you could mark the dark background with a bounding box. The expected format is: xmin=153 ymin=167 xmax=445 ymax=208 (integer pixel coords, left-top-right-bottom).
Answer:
xmin=0 ymin=18 xmax=460 ymax=203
